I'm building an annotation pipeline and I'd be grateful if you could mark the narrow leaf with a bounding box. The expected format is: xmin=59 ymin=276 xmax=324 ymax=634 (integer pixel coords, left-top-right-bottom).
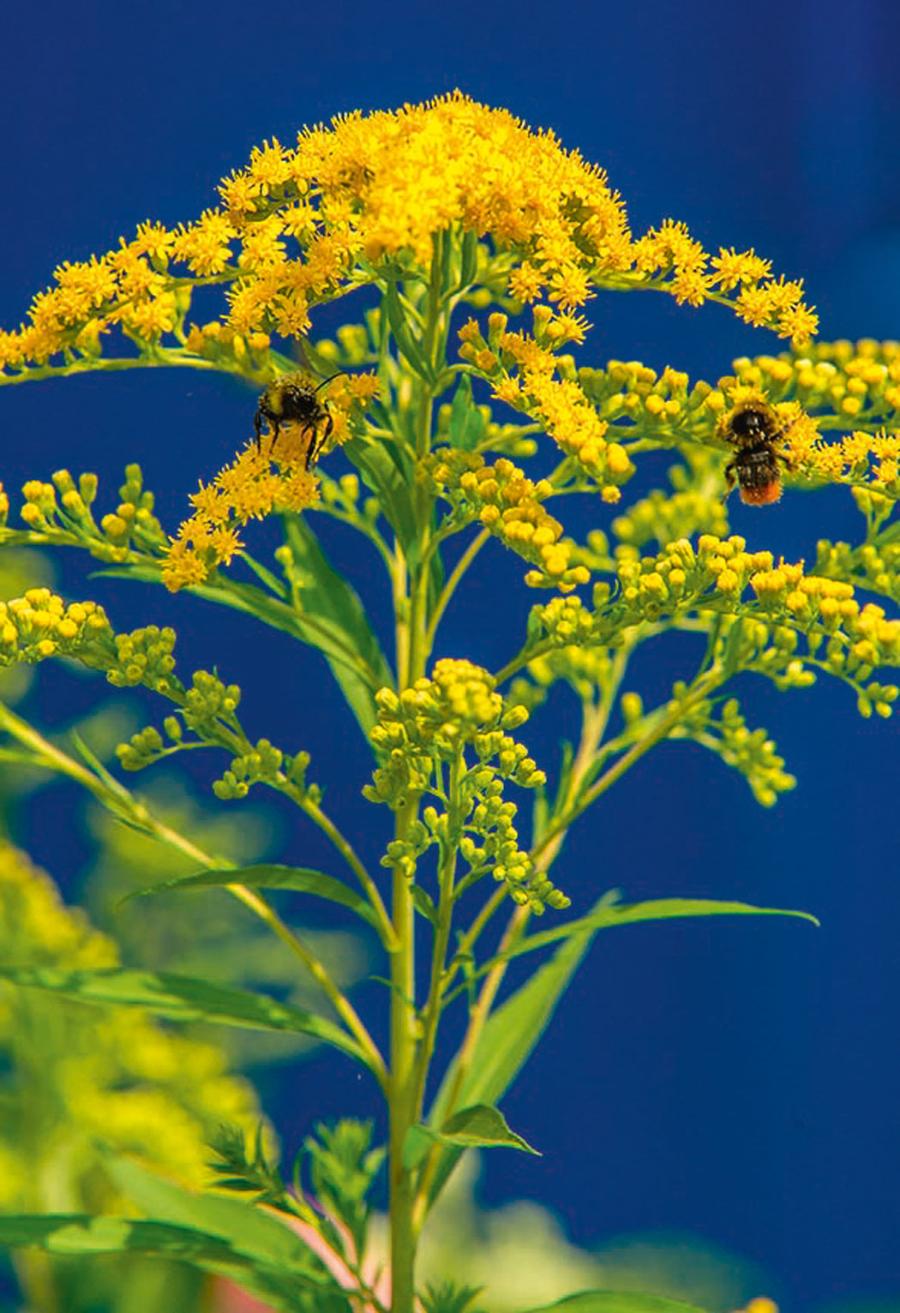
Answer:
xmin=0 ymin=967 xmax=371 ymax=1069
xmin=344 ymin=435 xmax=418 ymax=551
xmin=523 ymin=1292 xmax=709 ymax=1313
xmin=477 ymin=896 xmax=820 ymax=976
xmin=284 ymin=515 xmax=394 ymax=733
xmin=424 ymin=892 xmax=614 ymax=1209
xmin=411 ymin=883 xmax=438 ymax=925
xmin=124 ymin=863 xmax=380 ymax=931
xmin=0 ymin=1214 xmax=331 ymax=1312
xmin=104 ymin=1156 xmax=316 ymax=1276
xmin=448 ymin=375 xmax=485 ymax=451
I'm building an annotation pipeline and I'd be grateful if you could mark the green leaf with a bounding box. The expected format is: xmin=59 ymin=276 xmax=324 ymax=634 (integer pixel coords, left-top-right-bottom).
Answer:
xmin=0 ymin=967 xmax=372 ymax=1069
xmin=404 ymin=1097 xmax=536 ymax=1171
xmin=344 ymin=435 xmax=418 ymax=553
xmin=479 ymin=896 xmax=820 ymax=974
xmin=423 ymin=891 xmax=616 ymax=1208
xmin=523 ymin=1293 xmax=708 ymax=1313
xmin=405 ymin=1103 xmax=539 ymax=1171
xmin=103 ymin=1155 xmax=314 ymax=1277
xmin=440 ymin=1103 xmax=539 ymax=1153
xmin=284 ymin=516 xmax=394 ymax=733
xmin=124 ymin=862 xmax=381 ymax=932
xmin=448 ymin=374 xmax=485 ymax=451
xmin=411 ymin=883 xmax=438 ymax=925
xmin=383 ymin=280 xmax=433 ymax=380
xmin=458 ymin=230 xmax=479 ymax=289
xmin=95 ymin=563 xmax=381 ymax=700
xmin=424 ymin=891 xmax=816 ymax=1211
xmin=0 ymin=1214 xmax=336 ymax=1313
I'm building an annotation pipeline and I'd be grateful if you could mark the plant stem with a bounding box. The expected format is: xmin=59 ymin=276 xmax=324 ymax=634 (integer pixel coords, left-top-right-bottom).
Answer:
xmin=411 ymin=760 xmax=461 ymax=1118
xmin=388 ymin=793 xmax=419 ymax=1313
xmin=411 ymin=901 xmax=530 ymax=1232
xmin=530 ymin=666 xmax=724 ymax=866
xmin=423 ymin=528 xmax=490 ymax=659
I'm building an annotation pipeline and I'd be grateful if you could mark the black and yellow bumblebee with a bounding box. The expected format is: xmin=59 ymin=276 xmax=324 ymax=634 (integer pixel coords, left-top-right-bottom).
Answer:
xmin=254 ymin=372 xmax=343 ymax=469
xmin=718 ymin=399 xmax=790 ymax=506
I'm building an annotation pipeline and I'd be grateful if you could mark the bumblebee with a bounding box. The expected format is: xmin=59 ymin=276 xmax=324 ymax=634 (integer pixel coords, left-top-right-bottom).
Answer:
xmin=719 ymin=399 xmax=789 ymax=506
xmin=254 ymin=372 xmax=342 ymax=470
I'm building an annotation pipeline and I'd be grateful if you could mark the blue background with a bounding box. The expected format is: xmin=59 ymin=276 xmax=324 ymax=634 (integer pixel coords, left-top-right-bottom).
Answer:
xmin=1 ymin=0 xmax=899 ymax=1305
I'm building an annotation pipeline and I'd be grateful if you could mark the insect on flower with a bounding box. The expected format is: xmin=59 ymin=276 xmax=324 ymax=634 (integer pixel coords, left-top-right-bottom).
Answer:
xmin=719 ymin=399 xmax=790 ymax=506
xmin=254 ymin=371 xmax=344 ymax=470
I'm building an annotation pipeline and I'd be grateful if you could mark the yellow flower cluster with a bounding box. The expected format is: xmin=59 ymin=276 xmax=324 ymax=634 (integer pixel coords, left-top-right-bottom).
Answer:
xmin=815 ymin=526 xmax=899 ymax=603
xmin=429 ymin=448 xmax=589 ymax=590
xmin=717 ymin=342 xmax=900 ymax=493
xmin=579 ymin=358 xmax=703 ymax=432
xmin=575 ymin=352 xmax=899 ymax=498
xmin=0 ymin=588 xmax=188 ymax=702
xmin=529 ymin=535 xmax=899 ymax=712
xmin=777 ymin=422 xmax=899 ymax=496
xmin=3 ymin=464 xmax=168 ymax=565
xmin=163 ymin=371 xmax=377 ymax=591
xmin=0 ymin=840 xmax=258 ymax=1206
xmin=630 ymin=225 xmax=817 ymax=342
xmin=366 ymin=659 xmax=545 ymax=803
xmin=0 ymin=587 xmax=113 ymax=665
xmin=163 ymin=437 xmax=319 ymax=591
xmin=0 ymin=94 xmax=815 ymax=376
xmin=671 ymin=694 xmax=796 ymax=807
xmin=367 ymin=663 xmax=566 ymax=910
xmin=460 ymin=312 xmax=634 ymax=496
xmin=731 ymin=338 xmax=900 ymax=421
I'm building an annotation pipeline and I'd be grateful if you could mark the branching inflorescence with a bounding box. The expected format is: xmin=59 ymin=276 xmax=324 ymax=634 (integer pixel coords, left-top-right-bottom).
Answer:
xmin=0 ymin=93 xmax=895 ymax=1313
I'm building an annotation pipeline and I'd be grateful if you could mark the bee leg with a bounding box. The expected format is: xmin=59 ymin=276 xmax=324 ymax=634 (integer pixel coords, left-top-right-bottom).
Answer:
xmin=269 ymin=419 xmax=281 ymax=454
xmin=305 ymin=413 xmax=333 ymax=471
xmin=254 ymin=410 xmax=263 ymax=451
xmin=297 ymin=423 xmax=316 ymax=469
xmin=723 ymin=459 xmax=737 ymax=499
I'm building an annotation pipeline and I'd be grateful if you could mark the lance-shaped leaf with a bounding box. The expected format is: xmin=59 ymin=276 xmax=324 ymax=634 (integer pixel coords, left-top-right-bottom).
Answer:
xmin=0 ymin=967 xmax=373 ymax=1070
xmin=523 ymin=1293 xmax=709 ymax=1313
xmin=283 ymin=516 xmax=394 ymax=733
xmin=472 ymin=896 xmax=819 ymax=978
xmin=0 ymin=1214 xmax=343 ymax=1313
xmin=124 ymin=863 xmax=382 ymax=932
xmin=344 ymin=434 xmax=418 ymax=553
xmin=448 ymin=374 xmax=486 ymax=451
xmin=104 ymin=1155 xmax=317 ymax=1276
xmin=424 ymin=892 xmax=816 ymax=1210
xmin=404 ymin=1103 xmax=538 ymax=1170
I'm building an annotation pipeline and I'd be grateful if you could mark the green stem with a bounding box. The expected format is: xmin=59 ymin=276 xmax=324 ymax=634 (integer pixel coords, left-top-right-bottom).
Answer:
xmin=388 ymin=796 xmax=419 ymax=1313
xmin=411 ymin=759 xmax=461 ymax=1118
xmin=411 ymin=900 xmax=530 ymax=1232
xmin=387 ymin=234 xmax=448 ymax=1313
xmin=423 ymin=528 xmax=491 ymax=659
xmin=530 ymin=666 xmax=725 ymax=866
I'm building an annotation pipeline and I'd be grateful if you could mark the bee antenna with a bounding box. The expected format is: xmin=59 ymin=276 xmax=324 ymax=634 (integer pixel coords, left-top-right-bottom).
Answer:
xmin=314 ymin=371 xmax=347 ymax=393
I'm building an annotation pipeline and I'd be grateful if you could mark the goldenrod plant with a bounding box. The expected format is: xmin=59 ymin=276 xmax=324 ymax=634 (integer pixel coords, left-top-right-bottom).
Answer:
xmin=0 ymin=94 xmax=897 ymax=1313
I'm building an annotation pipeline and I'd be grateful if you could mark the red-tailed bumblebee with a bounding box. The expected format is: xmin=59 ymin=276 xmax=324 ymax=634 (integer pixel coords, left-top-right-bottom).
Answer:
xmin=254 ymin=372 xmax=343 ymax=469
xmin=718 ymin=399 xmax=789 ymax=506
